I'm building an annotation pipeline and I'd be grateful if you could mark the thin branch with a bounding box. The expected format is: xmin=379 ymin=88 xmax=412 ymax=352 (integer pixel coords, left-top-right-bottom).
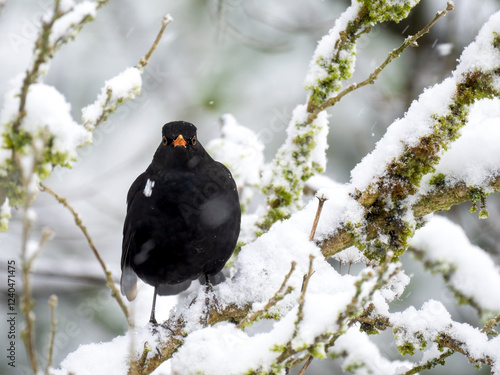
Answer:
xmin=20 ymin=226 xmax=53 ymax=375
xmin=39 ymin=182 xmax=131 ymax=326
xmin=306 ymin=1 xmax=454 ymax=124
xmin=401 ymin=349 xmax=454 ymax=375
xmin=12 ymin=0 xmax=62 ymax=133
xmin=138 ymin=14 xmax=173 ymax=69
xmin=236 ymin=261 xmax=296 ymax=329
xmin=309 ymin=194 xmax=328 ymax=241
xmin=481 ymin=313 xmax=500 ymax=336
xmin=297 ymin=355 xmax=314 ymax=375
xmin=45 ymin=295 xmax=58 ymax=375
xmin=276 ymin=255 xmax=315 ymax=364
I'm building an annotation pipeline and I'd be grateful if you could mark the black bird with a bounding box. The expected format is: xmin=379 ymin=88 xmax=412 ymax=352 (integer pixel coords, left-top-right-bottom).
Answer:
xmin=121 ymin=121 xmax=241 ymax=324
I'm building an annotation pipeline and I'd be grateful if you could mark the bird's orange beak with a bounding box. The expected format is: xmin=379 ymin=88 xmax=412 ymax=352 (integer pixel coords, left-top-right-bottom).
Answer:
xmin=173 ymin=134 xmax=187 ymax=148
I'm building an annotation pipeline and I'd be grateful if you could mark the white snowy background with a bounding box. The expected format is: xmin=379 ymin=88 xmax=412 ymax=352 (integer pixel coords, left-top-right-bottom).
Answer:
xmin=1 ymin=0 xmax=500 ymax=374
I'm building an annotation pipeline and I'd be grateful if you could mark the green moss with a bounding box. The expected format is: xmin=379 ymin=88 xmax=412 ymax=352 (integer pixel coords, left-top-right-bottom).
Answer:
xmin=397 ymin=342 xmax=416 ymax=356
xmin=360 ymin=322 xmax=380 ymax=335
xmin=270 ymin=344 xmax=286 ymax=353
xmin=493 ymin=32 xmax=500 ymax=50
xmin=361 ymin=0 xmax=419 ymax=24
xmin=468 ymin=187 xmax=489 ymax=218
xmin=428 ymin=173 xmax=447 ymax=188
xmin=308 ymin=342 xmax=327 ymax=359
xmin=345 ymin=362 xmax=366 ymax=372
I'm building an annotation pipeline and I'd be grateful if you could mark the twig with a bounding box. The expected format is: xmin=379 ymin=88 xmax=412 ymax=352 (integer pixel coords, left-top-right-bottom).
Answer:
xmin=45 ymin=295 xmax=58 ymax=375
xmin=20 ymin=226 xmax=53 ymax=375
xmin=401 ymin=349 xmax=454 ymax=375
xmin=39 ymin=182 xmax=131 ymax=326
xmin=138 ymin=14 xmax=173 ymax=69
xmin=297 ymin=354 xmax=314 ymax=375
xmin=276 ymin=256 xmax=315 ymax=364
xmin=20 ymin=219 xmax=38 ymax=374
xmin=237 ymin=261 xmax=297 ymax=329
xmin=481 ymin=313 xmax=500 ymax=335
xmin=87 ymin=14 xmax=173 ymax=131
xmin=306 ymin=1 xmax=454 ymax=124
xmin=12 ymin=0 xmax=62 ymax=133
xmin=309 ymin=194 xmax=328 ymax=241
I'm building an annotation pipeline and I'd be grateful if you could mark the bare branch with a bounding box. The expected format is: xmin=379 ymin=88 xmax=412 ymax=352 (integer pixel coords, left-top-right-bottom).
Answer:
xmin=45 ymin=295 xmax=58 ymax=375
xmin=309 ymin=194 xmax=328 ymax=241
xmin=39 ymin=182 xmax=131 ymax=326
xmin=138 ymin=15 xmax=173 ymax=69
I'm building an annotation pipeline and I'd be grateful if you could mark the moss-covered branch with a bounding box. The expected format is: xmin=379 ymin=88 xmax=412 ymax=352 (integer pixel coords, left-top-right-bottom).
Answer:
xmin=320 ymin=174 xmax=500 ymax=258
xmin=258 ymin=0 xmax=426 ymax=232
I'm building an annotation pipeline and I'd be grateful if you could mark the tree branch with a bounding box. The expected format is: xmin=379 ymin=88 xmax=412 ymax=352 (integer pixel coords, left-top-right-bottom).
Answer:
xmin=320 ymin=175 xmax=500 ymax=258
xmin=306 ymin=1 xmax=454 ymax=124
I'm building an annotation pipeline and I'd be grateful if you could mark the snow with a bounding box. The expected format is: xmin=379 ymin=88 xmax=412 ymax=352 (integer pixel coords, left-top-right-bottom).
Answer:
xmin=0 ymin=81 xmax=91 ymax=162
xmin=206 ymin=114 xmax=264 ymax=207
xmin=50 ymin=1 xmax=98 ymax=45
xmin=304 ymin=3 xmax=360 ymax=91
xmin=454 ymin=11 xmax=500 ymax=84
xmin=436 ymin=43 xmax=453 ymax=56
xmin=410 ymin=215 xmax=500 ymax=316
xmin=391 ymin=299 xmax=453 ymax=346
xmin=53 ymin=325 xmax=162 ymax=375
xmin=391 ymin=299 xmax=500 ymax=371
xmin=350 ymin=77 xmax=456 ymax=191
xmin=421 ymin=98 xmax=500 ymax=189
xmin=351 ymin=10 xmax=500 ymax=193
xmin=331 ymin=328 xmax=413 ymax=375
xmin=81 ymin=67 xmax=142 ymax=129
xmin=171 ymin=319 xmax=294 ymax=374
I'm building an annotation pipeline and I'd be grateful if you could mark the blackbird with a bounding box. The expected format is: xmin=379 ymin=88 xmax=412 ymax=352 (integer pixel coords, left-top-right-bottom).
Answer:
xmin=120 ymin=121 xmax=241 ymax=324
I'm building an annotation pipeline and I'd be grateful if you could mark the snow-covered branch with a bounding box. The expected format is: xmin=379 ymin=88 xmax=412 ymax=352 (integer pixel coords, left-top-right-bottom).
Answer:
xmin=257 ymin=0 xmax=424 ymax=233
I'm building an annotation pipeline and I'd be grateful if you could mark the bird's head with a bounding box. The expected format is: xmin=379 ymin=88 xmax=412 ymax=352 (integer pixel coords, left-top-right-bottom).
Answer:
xmin=161 ymin=121 xmax=198 ymax=149
xmin=151 ymin=121 xmax=205 ymax=170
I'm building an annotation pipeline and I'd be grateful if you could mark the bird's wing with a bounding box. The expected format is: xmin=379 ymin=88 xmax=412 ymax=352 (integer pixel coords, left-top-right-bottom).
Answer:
xmin=120 ymin=173 xmax=148 ymax=301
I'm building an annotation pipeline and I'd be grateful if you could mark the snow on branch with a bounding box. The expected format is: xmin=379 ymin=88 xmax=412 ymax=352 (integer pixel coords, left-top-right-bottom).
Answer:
xmin=390 ymin=300 xmax=500 ymax=372
xmin=326 ymin=8 xmax=500 ymax=262
xmin=409 ymin=215 xmax=500 ymax=322
xmin=257 ymin=0 xmax=438 ymax=234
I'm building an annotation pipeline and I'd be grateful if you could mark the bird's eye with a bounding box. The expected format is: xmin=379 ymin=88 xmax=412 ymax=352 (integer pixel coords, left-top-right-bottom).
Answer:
xmin=162 ymin=136 xmax=168 ymax=146
xmin=191 ymin=136 xmax=197 ymax=145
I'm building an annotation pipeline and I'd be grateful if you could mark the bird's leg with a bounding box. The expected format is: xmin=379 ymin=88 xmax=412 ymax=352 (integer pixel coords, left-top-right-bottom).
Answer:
xmin=204 ymin=277 xmax=211 ymax=326
xmin=203 ymin=275 xmax=219 ymax=326
xmin=149 ymin=286 xmax=158 ymax=325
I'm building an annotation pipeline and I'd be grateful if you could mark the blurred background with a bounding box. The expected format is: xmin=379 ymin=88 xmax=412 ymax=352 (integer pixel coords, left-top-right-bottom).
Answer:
xmin=1 ymin=0 xmax=499 ymax=373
